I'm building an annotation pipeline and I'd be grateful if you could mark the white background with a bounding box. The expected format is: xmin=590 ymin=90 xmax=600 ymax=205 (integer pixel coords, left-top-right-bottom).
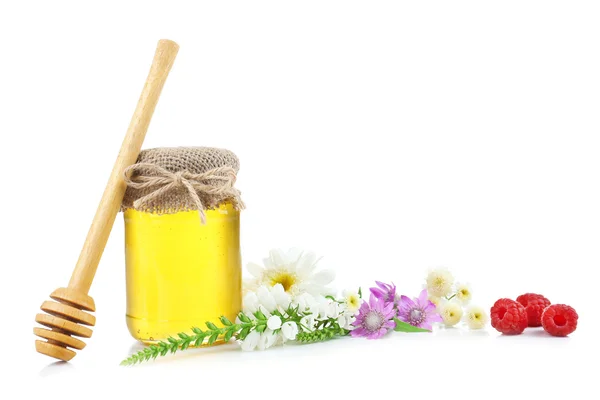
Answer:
xmin=1 ymin=1 xmax=598 ymax=398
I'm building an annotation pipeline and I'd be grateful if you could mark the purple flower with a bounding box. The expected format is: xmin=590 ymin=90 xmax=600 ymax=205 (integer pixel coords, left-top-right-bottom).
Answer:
xmin=370 ymin=281 xmax=400 ymax=314
xmin=397 ymin=289 xmax=442 ymax=330
xmin=351 ymin=294 xmax=396 ymax=339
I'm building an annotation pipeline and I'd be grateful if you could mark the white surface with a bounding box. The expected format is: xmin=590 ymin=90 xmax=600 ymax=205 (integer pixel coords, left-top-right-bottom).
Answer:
xmin=1 ymin=1 xmax=598 ymax=398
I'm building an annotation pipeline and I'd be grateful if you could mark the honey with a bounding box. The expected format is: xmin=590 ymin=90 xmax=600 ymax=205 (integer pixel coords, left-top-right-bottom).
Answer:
xmin=124 ymin=203 xmax=241 ymax=343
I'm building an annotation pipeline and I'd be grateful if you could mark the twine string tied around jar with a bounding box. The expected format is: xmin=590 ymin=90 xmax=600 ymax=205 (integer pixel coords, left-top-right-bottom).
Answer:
xmin=123 ymin=163 xmax=242 ymax=223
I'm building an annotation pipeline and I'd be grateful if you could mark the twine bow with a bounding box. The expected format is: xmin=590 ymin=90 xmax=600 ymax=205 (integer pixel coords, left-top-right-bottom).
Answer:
xmin=123 ymin=163 xmax=242 ymax=224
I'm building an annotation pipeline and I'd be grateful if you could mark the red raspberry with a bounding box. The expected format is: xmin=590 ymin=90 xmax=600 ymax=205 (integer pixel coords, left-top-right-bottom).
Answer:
xmin=490 ymin=298 xmax=528 ymax=334
xmin=541 ymin=304 xmax=578 ymax=337
xmin=516 ymin=293 xmax=551 ymax=327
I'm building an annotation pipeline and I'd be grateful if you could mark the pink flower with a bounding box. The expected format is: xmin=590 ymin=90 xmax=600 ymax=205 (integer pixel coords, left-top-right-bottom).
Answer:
xmin=370 ymin=281 xmax=401 ymax=316
xmin=397 ymin=289 xmax=442 ymax=330
xmin=351 ymin=294 xmax=396 ymax=339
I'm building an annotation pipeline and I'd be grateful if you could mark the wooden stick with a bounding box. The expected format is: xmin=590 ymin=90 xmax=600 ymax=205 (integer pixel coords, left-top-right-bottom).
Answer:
xmin=69 ymin=39 xmax=179 ymax=293
xmin=35 ymin=39 xmax=179 ymax=361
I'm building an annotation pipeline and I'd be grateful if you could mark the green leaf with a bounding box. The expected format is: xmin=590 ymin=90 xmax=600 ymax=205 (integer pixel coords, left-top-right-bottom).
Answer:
xmin=206 ymin=321 xmax=218 ymax=331
xmin=223 ymin=329 xmax=234 ymax=342
xmin=393 ymin=318 xmax=431 ymax=333
xmin=191 ymin=327 xmax=203 ymax=335
xmin=271 ymin=309 xmax=282 ymax=317
xmin=238 ymin=313 xmax=251 ymax=323
xmin=193 ymin=335 xmax=205 ymax=347
xmin=238 ymin=327 xmax=250 ymax=340
xmin=219 ymin=316 xmax=233 ymax=326
xmin=358 ymin=287 xmax=362 ymax=298
xmin=208 ymin=332 xmax=219 ymax=345
xmin=254 ymin=310 xmax=267 ymax=321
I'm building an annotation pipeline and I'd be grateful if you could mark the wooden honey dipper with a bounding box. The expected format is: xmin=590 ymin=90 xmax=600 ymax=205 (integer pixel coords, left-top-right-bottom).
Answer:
xmin=34 ymin=39 xmax=179 ymax=361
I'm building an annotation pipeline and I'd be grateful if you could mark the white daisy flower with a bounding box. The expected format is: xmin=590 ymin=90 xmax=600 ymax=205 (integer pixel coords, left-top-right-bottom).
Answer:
xmin=342 ymin=289 xmax=362 ymax=313
xmin=464 ymin=305 xmax=489 ymax=330
xmin=439 ymin=300 xmax=463 ymax=327
xmin=455 ymin=282 xmax=472 ymax=304
xmin=426 ymin=267 xmax=455 ymax=298
xmin=245 ymin=249 xmax=335 ymax=298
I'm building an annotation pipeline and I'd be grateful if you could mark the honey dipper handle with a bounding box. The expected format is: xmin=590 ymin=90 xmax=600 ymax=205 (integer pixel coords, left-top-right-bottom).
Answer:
xmin=69 ymin=39 xmax=179 ymax=293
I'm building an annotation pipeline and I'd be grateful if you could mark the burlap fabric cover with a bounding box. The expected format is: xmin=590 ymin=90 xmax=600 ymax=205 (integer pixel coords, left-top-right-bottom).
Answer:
xmin=122 ymin=147 xmax=243 ymax=222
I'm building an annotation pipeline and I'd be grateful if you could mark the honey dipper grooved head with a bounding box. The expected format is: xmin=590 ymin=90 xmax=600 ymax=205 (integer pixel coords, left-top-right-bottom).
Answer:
xmin=34 ymin=287 xmax=96 ymax=361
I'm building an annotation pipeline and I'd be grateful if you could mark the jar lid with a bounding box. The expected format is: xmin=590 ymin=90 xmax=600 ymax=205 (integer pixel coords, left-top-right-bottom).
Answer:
xmin=122 ymin=147 xmax=243 ymax=222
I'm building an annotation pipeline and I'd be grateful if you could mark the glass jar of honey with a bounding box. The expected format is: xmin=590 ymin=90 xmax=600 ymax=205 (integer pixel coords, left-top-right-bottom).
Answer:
xmin=121 ymin=147 xmax=243 ymax=344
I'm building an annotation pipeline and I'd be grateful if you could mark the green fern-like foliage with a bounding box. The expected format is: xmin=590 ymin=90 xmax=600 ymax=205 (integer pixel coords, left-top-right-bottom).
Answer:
xmin=120 ymin=314 xmax=254 ymax=366
xmin=296 ymin=326 xmax=349 ymax=343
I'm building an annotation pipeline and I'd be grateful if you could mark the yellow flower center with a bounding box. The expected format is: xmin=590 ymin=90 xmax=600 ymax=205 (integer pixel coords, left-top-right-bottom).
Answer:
xmin=269 ymin=271 xmax=297 ymax=292
xmin=460 ymin=289 xmax=469 ymax=297
xmin=434 ymin=277 xmax=445 ymax=288
xmin=348 ymin=296 xmax=359 ymax=308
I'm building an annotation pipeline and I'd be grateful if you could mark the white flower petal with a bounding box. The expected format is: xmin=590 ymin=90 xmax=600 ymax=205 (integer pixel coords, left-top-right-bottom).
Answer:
xmin=286 ymin=248 xmax=303 ymax=263
xmin=267 ymin=315 xmax=283 ymax=330
xmin=266 ymin=331 xmax=279 ymax=348
xmin=257 ymin=305 xmax=272 ymax=318
xmin=293 ymin=292 xmax=314 ymax=313
xmin=257 ymin=330 xmax=278 ymax=350
xmin=240 ymin=330 xmax=260 ymax=351
xmin=257 ymin=286 xmax=277 ymax=311
xmin=300 ymin=315 xmax=316 ymax=331
xmin=311 ymin=269 xmax=335 ymax=285
xmin=262 ymin=257 xmax=274 ymax=268
xmin=270 ymin=284 xmax=292 ymax=308
xmin=296 ymin=251 xmax=317 ymax=277
xmin=440 ymin=301 xmax=463 ymax=327
xmin=242 ymin=292 xmax=259 ymax=314
xmin=269 ymin=249 xmax=287 ymax=266
xmin=426 ymin=267 xmax=455 ymax=298
xmin=247 ymin=249 xmax=335 ymax=301
xmin=246 ymin=262 xmax=264 ymax=279
xmin=465 ymin=305 xmax=489 ymax=330
xmin=281 ymin=322 xmax=299 ymax=340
